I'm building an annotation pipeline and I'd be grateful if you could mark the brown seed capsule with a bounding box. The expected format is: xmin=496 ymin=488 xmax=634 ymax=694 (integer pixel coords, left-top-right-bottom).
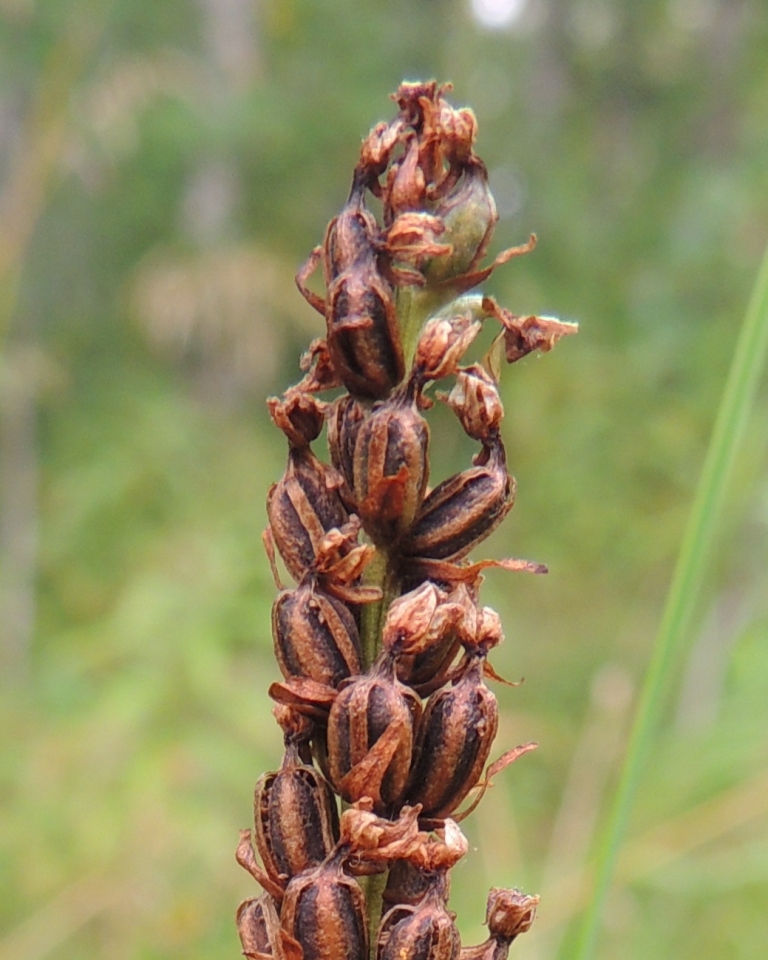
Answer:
xmin=272 ymin=582 xmax=361 ymax=687
xmin=327 ymin=395 xmax=366 ymax=500
xmin=352 ymin=387 xmax=429 ymax=545
xmin=378 ymin=877 xmax=460 ymax=960
xmin=411 ymin=309 xmax=483 ymax=385
xmin=382 ymin=582 xmax=473 ymax=695
xmin=401 ymin=438 xmax=514 ymax=563
xmin=280 ymin=853 xmax=368 ymax=960
xmin=266 ymin=447 xmax=348 ymax=582
xmin=296 ymin=174 xmax=405 ymax=399
xmin=236 ymin=894 xmax=302 ymax=960
xmin=267 ymin=392 xmax=327 ymax=449
xmin=253 ymin=741 xmax=339 ymax=888
xmin=442 ymin=363 xmax=504 ymax=443
xmin=486 ymin=888 xmax=539 ymax=942
xmin=383 ymin=860 xmax=438 ymax=907
xmin=406 ymin=654 xmax=498 ymax=819
xmin=327 ymin=653 xmax=421 ymax=812
xmin=236 ymin=895 xmax=275 ymax=959
xmin=459 ymin=889 xmax=540 ymax=960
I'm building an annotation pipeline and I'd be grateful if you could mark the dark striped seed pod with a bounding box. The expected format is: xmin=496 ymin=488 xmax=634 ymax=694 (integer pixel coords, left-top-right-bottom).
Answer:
xmin=253 ymin=742 xmax=339 ymax=888
xmin=266 ymin=447 xmax=348 ymax=583
xmin=327 ymin=654 xmax=421 ymax=812
xmin=272 ymin=582 xmax=361 ymax=687
xmin=401 ymin=439 xmax=513 ymax=563
xmin=378 ymin=879 xmax=460 ymax=960
xmin=406 ymin=655 xmax=497 ymax=819
xmin=383 ymin=860 xmax=443 ymax=907
xmin=280 ymin=854 xmax=368 ymax=960
xmin=351 ymin=388 xmax=429 ymax=545
xmin=327 ymin=394 xmax=366 ymax=500
xmin=296 ymin=174 xmax=405 ymax=400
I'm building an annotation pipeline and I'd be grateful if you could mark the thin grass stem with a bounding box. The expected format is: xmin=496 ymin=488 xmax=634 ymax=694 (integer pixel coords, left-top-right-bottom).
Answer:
xmin=572 ymin=243 xmax=768 ymax=960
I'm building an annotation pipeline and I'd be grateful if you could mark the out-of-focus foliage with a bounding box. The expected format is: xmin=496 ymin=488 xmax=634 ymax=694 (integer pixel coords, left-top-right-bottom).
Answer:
xmin=1 ymin=1 xmax=766 ymax=959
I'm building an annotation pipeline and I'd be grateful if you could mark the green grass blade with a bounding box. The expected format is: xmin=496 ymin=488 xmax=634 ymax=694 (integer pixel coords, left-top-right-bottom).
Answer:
xmin=571 ymin=243 xmax=768 ymax=960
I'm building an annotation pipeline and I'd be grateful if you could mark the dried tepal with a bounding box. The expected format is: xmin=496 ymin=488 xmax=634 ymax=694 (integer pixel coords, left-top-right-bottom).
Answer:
xmin=237 ymin=81 xmax=578 ymax=960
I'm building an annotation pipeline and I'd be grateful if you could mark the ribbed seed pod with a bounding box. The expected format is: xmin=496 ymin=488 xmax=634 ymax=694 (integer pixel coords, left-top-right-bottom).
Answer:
xmin=383 ymin=860 xmax=442 ymax=907
xmin=351 ymin=387 xmax=429 ymax=545
xmin=322 ymin=178 xmax=405 ymax=400
xmin=406 ymin=655 xmax=497 ymax=819
xmin=378 ymin=880 xmax=460 ymax=960
xmin=280 ymin=854 xmax=368 ymax=960
xmin=266 ymin=447 xmax=348 ymax=582
xmin=401 ymin=439 xmax=513 ymax=563
xmin=327 ymin=654 xmax=421 ymax=812
xmin=253 ymin=742 xmax=339 ymax=888
xmin=272 ymin=582 xmax=361 ymax=687
xmin=327 ymin=395 xmax=366 ymax=498
xmin=395 ymin=630 xmax=461 ymax=696
xmin=236 ymin=895 xmax=276 ymax=959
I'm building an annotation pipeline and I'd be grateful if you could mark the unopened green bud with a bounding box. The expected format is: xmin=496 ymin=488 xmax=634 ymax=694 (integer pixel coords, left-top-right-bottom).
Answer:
xmin=422 ymin=162 xmax=497 ymax=286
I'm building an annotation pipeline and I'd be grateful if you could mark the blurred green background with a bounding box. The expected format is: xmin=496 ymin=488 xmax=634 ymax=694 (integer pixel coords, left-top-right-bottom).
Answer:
xmin=1 ymin=1 xmax=767 ymax=958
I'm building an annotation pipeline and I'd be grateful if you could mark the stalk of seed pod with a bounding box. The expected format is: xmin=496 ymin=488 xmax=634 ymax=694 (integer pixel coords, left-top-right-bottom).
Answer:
xmin=253 ymin=739 xmax=339 ymax=889
xmin=272 ymin=578 xmax=362 ymax=687
xmin=327 ymin=651 xmax=421 ymax=813
xmin=266 ymin=445 xmax=349 ymax=583
xmin=280 ymin=851 xmax=368 ymax=960
xmin=401 ymin=436 xmax=514 ymax=565
xmin=351 ymin=381 xmax=430 ymax=546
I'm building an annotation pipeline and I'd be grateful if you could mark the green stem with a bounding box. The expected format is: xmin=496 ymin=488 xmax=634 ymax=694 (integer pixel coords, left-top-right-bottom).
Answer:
xmin=360 ymin=871 xmax=389 ymax=960
xmin=572 ymin=243 xmax=768 ymax=960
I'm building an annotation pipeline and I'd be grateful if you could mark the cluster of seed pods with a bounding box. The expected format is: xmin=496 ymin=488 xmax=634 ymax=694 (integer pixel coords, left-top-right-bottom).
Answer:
xmin=236 ymin=82 xmax=577 ymax=960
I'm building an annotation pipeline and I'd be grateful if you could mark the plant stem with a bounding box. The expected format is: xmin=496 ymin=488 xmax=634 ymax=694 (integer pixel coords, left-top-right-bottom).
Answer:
xmin=572 ymin=243 xmax=768 ymax=960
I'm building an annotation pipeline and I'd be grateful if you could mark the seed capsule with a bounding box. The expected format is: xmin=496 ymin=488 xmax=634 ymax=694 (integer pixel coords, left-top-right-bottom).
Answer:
xmin=236 ymin=894 xmax=301 ymax=960
xmin=459 ymin=889 xmax=540 ymax=960
xmin=378 ymin=878 xmax=460 ymax=960
xmin=266 ymin=447 xmax=348 ymax=582
xmin=327 ymin=653 xmax=421 ymax=812
xmin=411 ymin=309 xmax=483 ymax=385
xmin=402 ymin=438 xmax=513 ymax=563
xmin=298 ymin=174 xmax=405 ymax=400
xmin=280 ymin=854 xmax=368 ymax=960
xmin=352 ymin=387 xmax=429 ymax=545
xmin=443 ymin=363 xmax=504 ymax=443
xmin=406 ymin=654 xmax=498 ymax=819
xmin=253 ymin=741 xmax=339 ymax=888
xmin=236 ymin=895 xmax=275 ymax=959
xmin=272 ymin=582 xmax=361 ymax=687
xmin=267 ymin=392 xmax=327 ymax=449
xmin=327 ymin=395 xmax=366 ymax=501
xmin=486 ymin=888 xmax=539 ymax=942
